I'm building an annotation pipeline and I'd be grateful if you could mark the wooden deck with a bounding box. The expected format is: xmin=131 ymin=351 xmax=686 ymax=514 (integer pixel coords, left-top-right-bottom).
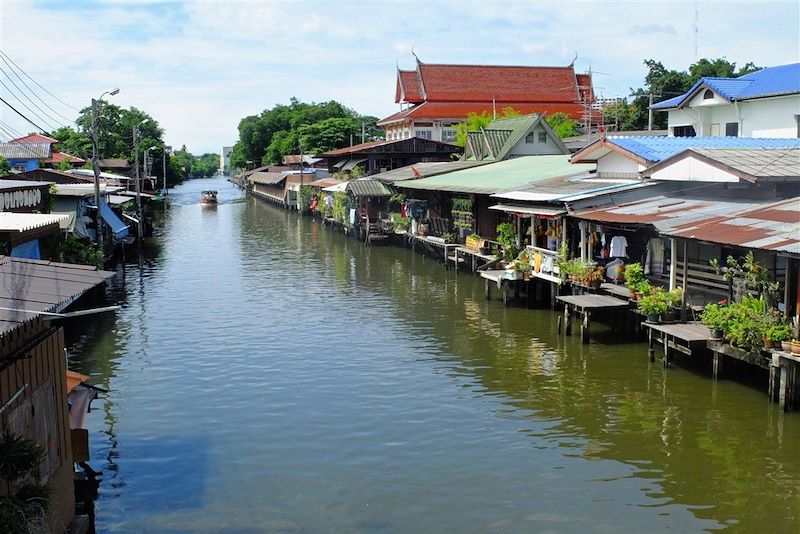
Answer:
xmin=599 ymin=282 xmax=631 ymax=300
xmin=643 ymin=321 xmax=711 ymax=366
xmin=556 ymin=294 xmax=629 ymax=344
xmin=480 ymin=270 xmax=527 ymax=306
xmin=448 ymin=247 xmax=499 ymax=272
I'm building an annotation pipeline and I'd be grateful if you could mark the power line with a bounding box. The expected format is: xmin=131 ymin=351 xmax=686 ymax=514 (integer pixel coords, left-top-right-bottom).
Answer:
xmin=0 ymin=72 xmax=69 ymax=129
xmin=0 ymin=50 xmax=80 ymax=111
xmin=0 ymin=77 xmax=61 ymax=131
xmin=0 ymin=54 xmax=75 ymax=123
xmin=0 ymin=95 xmax=46 ymax=132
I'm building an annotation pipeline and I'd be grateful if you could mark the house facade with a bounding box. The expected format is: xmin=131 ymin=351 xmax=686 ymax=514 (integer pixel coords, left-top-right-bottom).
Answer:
xmin=651 ymin=63 xmax=800 ymax=138
xmin=378 ymin=57 xmax=596 ymax=143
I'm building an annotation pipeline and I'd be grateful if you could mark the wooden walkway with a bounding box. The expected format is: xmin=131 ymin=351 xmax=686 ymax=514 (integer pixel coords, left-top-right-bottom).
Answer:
xmin=480 ymin=270 xmax=528 ymax=306
xmin=556 ymin=294 xmax=630 ymax=344
xmin=447 ymin=247 xmax=498 ymax=273
xmin=643 ymin=321 xmax=710 ymax=367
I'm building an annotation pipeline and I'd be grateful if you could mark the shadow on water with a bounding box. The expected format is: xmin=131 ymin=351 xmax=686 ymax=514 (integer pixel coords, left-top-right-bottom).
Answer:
xmin=68 ymin=177 xmax=800 ymax=533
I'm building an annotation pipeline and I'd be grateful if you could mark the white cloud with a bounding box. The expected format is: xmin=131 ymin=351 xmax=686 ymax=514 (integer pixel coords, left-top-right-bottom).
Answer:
xmin=0 ymin=1 xmax=797 ymax=153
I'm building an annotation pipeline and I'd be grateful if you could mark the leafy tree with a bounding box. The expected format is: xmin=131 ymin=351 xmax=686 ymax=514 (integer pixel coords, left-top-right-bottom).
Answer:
xmin=454 ymin=107 xmax=521 ymax=147
xmin=545 ymin=112 xmax=581 ymax=138
xmin=55 ymin=158 xmax=73 ymax=171
xmin=233 ymin=98 xmax=379 ymax=167
xmin=0 ymin=156 xmax=9 ymax=175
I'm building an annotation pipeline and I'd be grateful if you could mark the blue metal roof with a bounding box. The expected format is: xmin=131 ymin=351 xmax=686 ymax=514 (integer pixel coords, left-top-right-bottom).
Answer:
xmin=607 ymin=136 xmax=800 ymax=163
xmin=651 ymin=63 xmax=800 ymax=109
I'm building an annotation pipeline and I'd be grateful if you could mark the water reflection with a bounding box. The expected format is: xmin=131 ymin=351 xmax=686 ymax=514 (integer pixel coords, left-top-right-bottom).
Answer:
xmin=68 ymin=177 xmax=800 ymax=533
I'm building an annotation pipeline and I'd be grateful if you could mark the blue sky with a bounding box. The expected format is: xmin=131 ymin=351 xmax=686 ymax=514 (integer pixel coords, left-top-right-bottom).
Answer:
xmin=0 ymin=0 xmax=798 ymax=154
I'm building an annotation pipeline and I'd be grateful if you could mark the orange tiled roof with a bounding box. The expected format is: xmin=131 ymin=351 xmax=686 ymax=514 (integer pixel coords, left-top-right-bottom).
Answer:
xmin=378 ymin=101 xmax=587 ymax=125
xmin=11 ymin=133 xmax=59 ymax=145
xmin=45 ymin=151 xmax=85 ymax=164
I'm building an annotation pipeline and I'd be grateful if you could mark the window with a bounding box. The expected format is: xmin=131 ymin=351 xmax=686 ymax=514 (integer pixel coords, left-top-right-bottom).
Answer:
xmin=538 ymin=132 xmax=547 ymax=143
xmin=442 ymin=129 xmax=456 ymax=142
xmin=404 ymin=131 xmax=410 ymax=139
xmin=415 ymin=130 xmax=432 ymax=140
xmin=703 ymin=89 xmax=715 ymax=100
xmin=725 ymin=122 xmax=739 ymax=136
xmin=710 ymin=123 xmax=721 ymax=136
xmin=12 ymin=164 xmax=26 ymax=173
xmin=672 ymin=125 xmax=696 ymax=137
xmin=525 ymin=132 xmax=535 ymax=143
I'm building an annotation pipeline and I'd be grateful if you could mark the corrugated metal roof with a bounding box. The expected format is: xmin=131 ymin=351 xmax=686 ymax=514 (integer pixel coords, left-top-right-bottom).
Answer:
xmin=652 ymin=63 xmax=800 ymax=109
xmin=0 ymin=256 xmax=115 ymax=336
xmin=690 ymin=147 xmax=800 ymax=179
xmin=370 ymin=161 xmax=489 ymax=183
xmin=249 ymin=171 xmax=287 ymax=185
xmin=307 ymin=178 xmax=343 ymax=189
xmin=606 ymin=136 xmax=800 ymax=163
xmin=573 ymin=191 xmax=800 ymax=254
xmin=398 ymin=155 xmax=595 ymax=195
xmin=0 ymin=142 xmax=51 ymax=159
xmin=107 ymin=195 xmax=135 ymax=206
xmin=0 ymin=212 xmax=70 ymax=232
xmin=347 ymin=179 xmax=394 ymax=197
xmin=489 ymin=204 xmax=566 ymax=217
xmin=54 ymin=184 xmax=123 ymax=197
xmin=0 ymin=179 xmax=50 ymax=190
xmin=493 ymin=175 xmax=648 ymax=202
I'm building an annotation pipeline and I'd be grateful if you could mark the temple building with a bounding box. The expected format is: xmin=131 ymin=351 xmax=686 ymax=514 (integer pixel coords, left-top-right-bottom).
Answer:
xmin=377 ymin=56 xmax=597 ymax=143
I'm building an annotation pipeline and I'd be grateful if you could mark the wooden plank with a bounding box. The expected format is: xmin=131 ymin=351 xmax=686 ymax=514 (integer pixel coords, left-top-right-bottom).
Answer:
xmin=556 ymin=294 xmax=629 ymax=310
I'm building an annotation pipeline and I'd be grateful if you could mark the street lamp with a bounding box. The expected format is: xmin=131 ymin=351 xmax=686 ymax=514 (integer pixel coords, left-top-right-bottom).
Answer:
xmin=90 ymin=87 xmax=119 ymax=259
xmin=133 ymin=119 xmax=149 ymax=239
xmin=162 ymin=145 xmax=172 ymax=196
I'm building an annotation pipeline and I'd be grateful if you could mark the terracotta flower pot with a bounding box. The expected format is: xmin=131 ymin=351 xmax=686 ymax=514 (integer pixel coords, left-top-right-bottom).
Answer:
xmin=792 ymin=342 xmax=800 ymax=355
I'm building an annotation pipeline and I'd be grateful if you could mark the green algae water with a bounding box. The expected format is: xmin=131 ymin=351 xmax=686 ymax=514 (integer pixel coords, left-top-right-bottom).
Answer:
xmin=67 ymin=177 xmax=800 ymax=533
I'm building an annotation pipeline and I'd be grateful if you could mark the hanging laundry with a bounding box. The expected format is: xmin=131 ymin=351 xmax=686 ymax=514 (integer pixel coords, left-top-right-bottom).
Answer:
xmin=609 ymin=235 xmax=628 ymax=258
xmin=645 ymin=238 xmax=666 ymax=275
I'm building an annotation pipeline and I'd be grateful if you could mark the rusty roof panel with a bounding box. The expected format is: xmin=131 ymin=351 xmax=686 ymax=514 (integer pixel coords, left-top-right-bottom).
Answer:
xmin=573 ymin=192 xmax=800 ymax=254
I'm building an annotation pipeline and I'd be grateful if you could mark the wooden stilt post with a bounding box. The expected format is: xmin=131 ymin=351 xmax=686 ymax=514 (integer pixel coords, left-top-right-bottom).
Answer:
xmin=713 ymin=352 xmax=723 ymax=380
xmin=769 ymin=354 xmax=780 ymax=403
xmin=564 ymin=304 xmax=572 ymax=335
xmin=503 ymin=282 xmax=509 ymax=307
xmin=663 ymin=333 xmax=671 ymax=368
xmin=581 ymin=311 xmax=590 ymax=344
xmin=485 ymin=278 xmax=491 ymax=300
xmin=648 ymin=327 xmax=655 ymax=361
xmin=680 ymin=238 xmax=689 ymax=322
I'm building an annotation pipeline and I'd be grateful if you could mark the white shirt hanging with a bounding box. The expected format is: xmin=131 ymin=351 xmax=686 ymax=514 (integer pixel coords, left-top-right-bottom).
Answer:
xmin=609 ymin=235 xmax=628 ymax=258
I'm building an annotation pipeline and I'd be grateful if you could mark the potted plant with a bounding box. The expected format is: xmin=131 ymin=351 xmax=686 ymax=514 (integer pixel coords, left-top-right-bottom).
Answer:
xmin=766 ymin=323 xmax=792 ymax=351
xmin=585 ymin=266 xmax=605 ymax=289
xmin=466 ymin=232 xmax=482 ymax=251
xmin=624 ymin=262 xmax=645 ymax=297
xmin=639 ymin=289 xmax=670 ymax=323
xmin=442 ymin=232 xmax=456 ymax=244
xmin=790 ymin=338 xmax=800 ymax=354
xmin=701 ymin=303 xmax=729 ymax=339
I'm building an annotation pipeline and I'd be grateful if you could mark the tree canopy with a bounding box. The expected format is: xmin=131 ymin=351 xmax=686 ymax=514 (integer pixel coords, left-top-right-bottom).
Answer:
xmin=171 ymin=147 xmax=220 ymax=179
xmin=453 ymin=107 xmax=579 ymax=146
xmin=603 ymin=57 xmax=761 ymax=131
xmin=0 ymin=156 xmax=9 ymax=176
xmin=230 ymin=98 xmax=381 ymax=170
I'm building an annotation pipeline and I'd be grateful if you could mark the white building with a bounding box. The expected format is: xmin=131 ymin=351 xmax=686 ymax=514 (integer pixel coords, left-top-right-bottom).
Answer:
xmin=650 ymin=63 xmax=800 ymax=138
xmin=220 ymin=146 xmax=233 ymax=175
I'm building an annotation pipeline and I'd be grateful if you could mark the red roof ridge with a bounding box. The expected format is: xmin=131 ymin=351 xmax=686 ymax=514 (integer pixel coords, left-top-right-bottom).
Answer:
xmin=419 ymin=63 xmax=576 ymax=70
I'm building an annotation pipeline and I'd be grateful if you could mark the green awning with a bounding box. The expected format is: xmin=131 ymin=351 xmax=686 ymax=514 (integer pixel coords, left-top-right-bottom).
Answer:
xmin=347 ymin=179 xmax=394 ymax=197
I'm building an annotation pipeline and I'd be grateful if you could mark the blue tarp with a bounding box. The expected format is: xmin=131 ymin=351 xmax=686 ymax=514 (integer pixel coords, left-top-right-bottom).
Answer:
xmin=10 ymin=239 xmax=40 ymax=260
xmin=99 ymin=201 xmax=129 ymax=240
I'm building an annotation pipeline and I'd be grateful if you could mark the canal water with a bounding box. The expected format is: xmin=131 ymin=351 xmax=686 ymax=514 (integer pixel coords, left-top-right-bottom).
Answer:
xmin=68 ymin=177 xmax=799 ymax=533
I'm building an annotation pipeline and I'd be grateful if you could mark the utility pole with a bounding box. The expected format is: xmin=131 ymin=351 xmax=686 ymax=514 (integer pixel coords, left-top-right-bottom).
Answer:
xmin=90 ymin=98 xmax=104 ymax=258
xmin=163 ymin=145 xmax=171 ymax=196
xmin=89 ymin=87 xmax=119 ymax=261
xmin=133 ymin=120 xmax=147 ymax=239
xmin=648 ymin=92 xmax=654 ymax=131
xmin=299 ymin=140 xmax=304 ymax=212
